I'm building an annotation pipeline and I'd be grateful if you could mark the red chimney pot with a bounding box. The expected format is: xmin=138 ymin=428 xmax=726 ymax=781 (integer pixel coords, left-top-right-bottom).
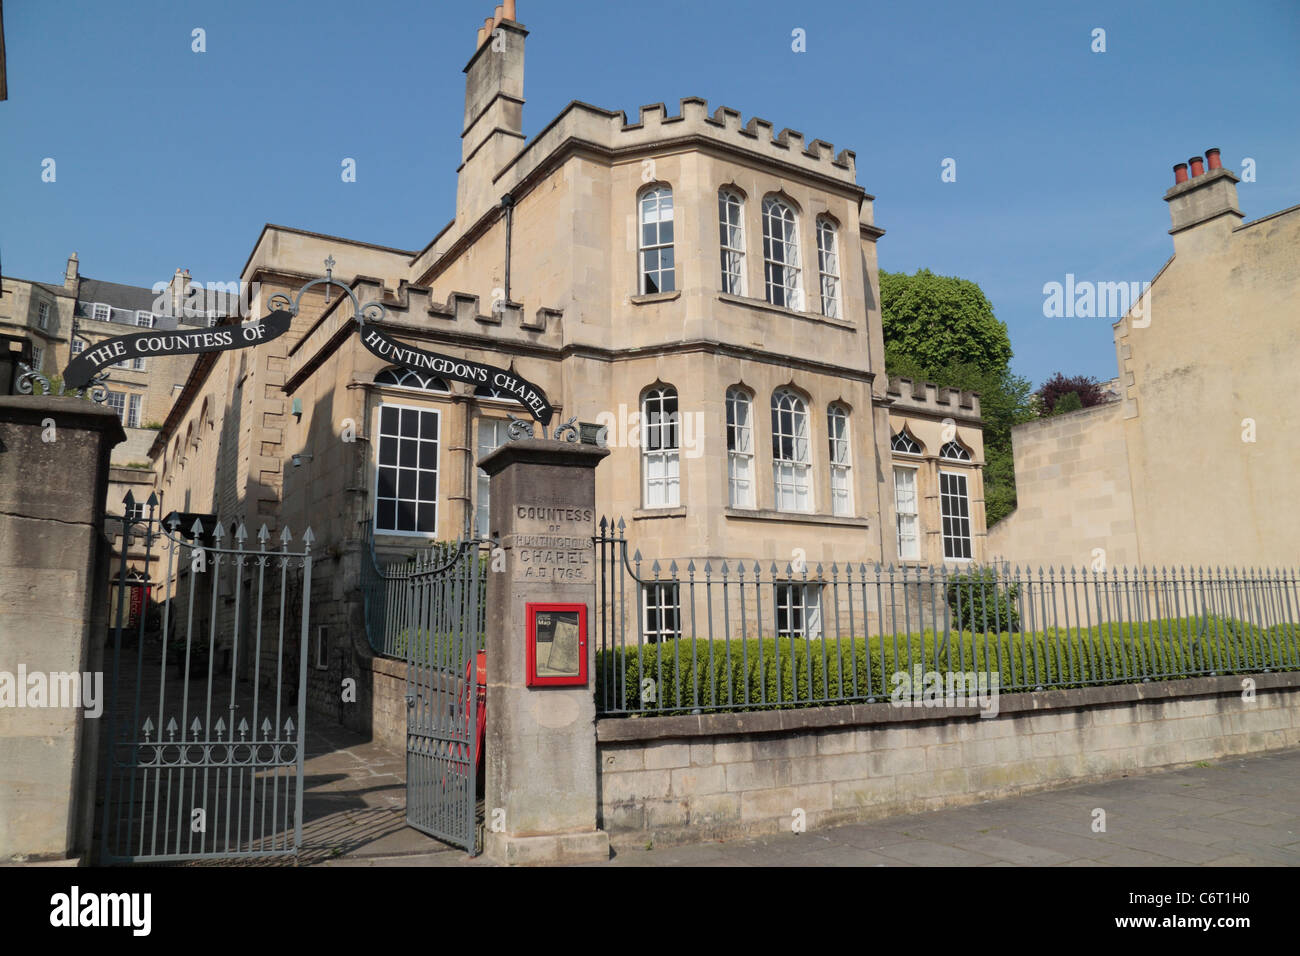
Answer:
xmin=1173 ymin=163 xmax=1189 ymax=185
xmin=1189 ymin=156 xmax=1205 ymax=177
xmin=1205 ymin=147 xmax=1222 ymax=171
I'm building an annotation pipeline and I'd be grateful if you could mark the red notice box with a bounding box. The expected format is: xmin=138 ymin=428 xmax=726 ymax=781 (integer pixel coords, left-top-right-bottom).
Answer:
xmin=525 ymin=602 xmax=588 ymax=687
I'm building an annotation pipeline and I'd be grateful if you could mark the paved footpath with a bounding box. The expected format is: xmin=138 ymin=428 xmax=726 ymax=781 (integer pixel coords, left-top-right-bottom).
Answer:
xmin=303 ymin=728 xmax=1300 ymax=867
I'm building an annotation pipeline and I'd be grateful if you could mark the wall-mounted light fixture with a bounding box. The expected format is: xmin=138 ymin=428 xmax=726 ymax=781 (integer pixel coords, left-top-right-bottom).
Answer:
xmin=291 ymin=453 xmax=313 ymax=468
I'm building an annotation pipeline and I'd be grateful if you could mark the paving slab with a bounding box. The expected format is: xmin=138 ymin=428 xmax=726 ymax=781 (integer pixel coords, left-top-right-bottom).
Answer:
xmin=203 ymin=727 xmax=1300 ymax=867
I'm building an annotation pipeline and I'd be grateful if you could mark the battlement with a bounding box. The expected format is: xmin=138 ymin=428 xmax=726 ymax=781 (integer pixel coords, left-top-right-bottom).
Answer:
xmin=497 ymin=96 xmax=863 ymax=201
xmin=284 ymin=275 xmax=563 ymax=393
xmin=612 ymin=97 xmax=858 ymax=182
xmin=887 ymin=376 xmax=982 ymax=420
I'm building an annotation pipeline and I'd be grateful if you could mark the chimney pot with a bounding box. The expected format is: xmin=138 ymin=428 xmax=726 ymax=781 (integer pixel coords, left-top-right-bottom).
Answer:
xmin=1188 ymin=156 xmax=1205 ymax=177
xmin=504 ymin=0 xmax=516 ymax=19
xmin=1173 ymin=162 xmax=1189 ymax=185
xmin=1205 ymin=147 xmax=1222 ymax=170
xmin=477 ymin=25 xmax=486 ymax=45
xmin=494 ymin=5 xmax=505 ymax=25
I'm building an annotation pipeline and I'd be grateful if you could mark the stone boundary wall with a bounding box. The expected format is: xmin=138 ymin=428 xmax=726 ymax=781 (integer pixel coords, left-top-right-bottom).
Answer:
xmin=366 ymin=654 xmax=407 ymax=753
xmin=595 ymin=673 xmax=1300 ymax=848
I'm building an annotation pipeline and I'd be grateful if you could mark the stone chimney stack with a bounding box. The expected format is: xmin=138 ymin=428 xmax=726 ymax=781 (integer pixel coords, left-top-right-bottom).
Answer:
xmin=63 ymin=252 xmax=79 ymax=290
xmin=166 ymin=268 xmax=193 ymax=320
xmin=457 ymin=1 xmax=526 ymax=226
xmin=1164 ymin=147 xmax=1242 ymax=247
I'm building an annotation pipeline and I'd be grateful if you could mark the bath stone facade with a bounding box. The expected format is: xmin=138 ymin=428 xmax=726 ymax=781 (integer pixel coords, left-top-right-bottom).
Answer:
xmin=0 ymin=254 xmax=228 ymax=468
xmin=989 ymin=151 xmax=1300 ymax=571
xmin=148 ymin=3 xmax=985 ymax=736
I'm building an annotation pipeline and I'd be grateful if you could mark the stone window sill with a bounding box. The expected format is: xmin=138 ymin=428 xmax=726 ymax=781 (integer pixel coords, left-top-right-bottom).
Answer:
xmin=724 ymin=507 xmax=869 ymax=528
xmin=630 ymin=291 xmax=682 ymax=306
xmin=633 ymin=506 xmax=687 ymax=520
xmin=717 ymin=292 xmax=856 ymax=330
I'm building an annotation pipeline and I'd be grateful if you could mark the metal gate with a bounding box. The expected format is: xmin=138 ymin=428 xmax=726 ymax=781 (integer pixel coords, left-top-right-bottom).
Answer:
xmin=367 ymin=538 xmax=487 ymax=854
xmin=98 ymin=492 xmax=313 ymax=863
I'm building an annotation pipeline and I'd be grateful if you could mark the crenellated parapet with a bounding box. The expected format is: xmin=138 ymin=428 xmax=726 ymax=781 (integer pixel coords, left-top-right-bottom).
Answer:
xmin=284 ymin=274 xmax=565 ymax=392
xmin=613 ymin=97 xmax=857 ymax=181
xmin=503 ymin=96 xmax=863 ymax=195
xmin=886 ymin=376 xmax=982 ymax=422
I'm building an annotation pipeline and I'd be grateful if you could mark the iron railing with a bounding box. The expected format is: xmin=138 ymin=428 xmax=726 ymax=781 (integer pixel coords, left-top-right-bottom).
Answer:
xmin=594 ymin=518 xmax=1300 ymax=717
xmin=361 ymin=522 xmax=489 ymax=659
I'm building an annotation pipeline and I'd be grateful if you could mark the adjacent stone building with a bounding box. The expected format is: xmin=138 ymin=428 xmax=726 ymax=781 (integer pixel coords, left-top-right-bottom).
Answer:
xmin=988 ymin=151 xmax=1300 ymax=571
xmin=0 ymin=254 xmax=233 ymax=465
xmin=1 ymin=255 xmax=238 ymax=609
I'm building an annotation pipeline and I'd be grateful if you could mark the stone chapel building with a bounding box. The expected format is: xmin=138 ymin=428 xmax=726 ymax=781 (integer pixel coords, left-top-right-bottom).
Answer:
xmin=149 ymin=2 xmax=985 ymax=720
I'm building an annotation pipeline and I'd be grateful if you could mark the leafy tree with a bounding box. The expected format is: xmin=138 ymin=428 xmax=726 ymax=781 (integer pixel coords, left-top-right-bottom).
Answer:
xmin=881 ymin=272 xmax=1035 ymax=528
xmin=1037 ymin=372 xmax=1105 ymax=414
xmin=878 ymin=268 xmax=1013 ymax=376
xmin=1051 ymin=392 xmax=1084 ymax=415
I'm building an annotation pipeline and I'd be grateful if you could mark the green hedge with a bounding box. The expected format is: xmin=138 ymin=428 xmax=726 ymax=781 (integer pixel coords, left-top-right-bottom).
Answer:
xmin=595 ymin=616 xmax=1299 ymax=715
xmin=946 ymin=567 xmax=1020 ymax=633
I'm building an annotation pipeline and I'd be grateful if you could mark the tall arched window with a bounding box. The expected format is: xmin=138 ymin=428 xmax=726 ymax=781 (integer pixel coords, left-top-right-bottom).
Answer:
xmin=726 ymin=387 xmax=755 ymax=508
xmin=827 ymin=404 xmax=852 ymax=516
xmin=375 ymin=367 xmax=450 ymax=392
xmin=642 ymin=385 xmax=680 ymax=507
xmin=638 ymin=187 xmax=675 ymax=294
xmin=718 ymin=188 xmax=746 ymax=295
xmin=762 ymin=197 xmax=801 ymax=309
xmin=771 ymin=388 xmax=812 ymax=512
xmin=816 ymin=217 xmax=841 ymax=318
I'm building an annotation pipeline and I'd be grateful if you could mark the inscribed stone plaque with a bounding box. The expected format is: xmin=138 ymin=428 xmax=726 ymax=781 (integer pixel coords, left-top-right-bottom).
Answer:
xmin=509 ymin=504 xmax=594 ymax=584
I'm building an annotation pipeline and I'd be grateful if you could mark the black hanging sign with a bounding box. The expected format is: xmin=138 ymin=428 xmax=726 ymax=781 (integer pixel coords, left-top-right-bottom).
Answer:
xmin=360 ymin=325 xmax=554 ymax=425
xmin=62 ymin=310 xmax=294 ymax=389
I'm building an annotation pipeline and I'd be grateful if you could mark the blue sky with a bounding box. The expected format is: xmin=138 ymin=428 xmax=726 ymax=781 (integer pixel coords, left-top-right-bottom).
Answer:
xmin=2 ymin=0 xmax=1297 ymax=388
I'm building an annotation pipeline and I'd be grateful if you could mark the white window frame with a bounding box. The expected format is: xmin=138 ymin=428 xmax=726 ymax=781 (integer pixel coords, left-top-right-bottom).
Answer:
xmin=126 ymin=393 xmax=141 ymax=429
xmin=718 ymin=188 xmax=746 ymax=295
xmin=828 ymin=405 xmax=852 ymax=517
xmin=939 ymin=469 xmax=973 ymax=561
xmin=375 ymin=367 xmax=450 ymax=392
xmin=373 ymin=402 xmax=441 ymax=537
xmin=771 ymin=389 xmax=812 ymax=513
xmin=774 ymin=583 xmax=822 ymax=639
xmin=641 ymin=386 xmax=680 ymax=508
xmin=105 ymin=390 xmax=126 ymax=422
xmin=135 ymin=311 xmax=156 ymax=328
xmin=132 ymin=356 xmax=146 ymax=371
xmin=638 ymin=186 xmax=675 ymax=295
xmin=475 ymin=418 xmax=510 ymax=537
xmin=816 ymin=218 xmax=841 ymax=318
xmin=940 ymin=440 xmax=972 ymax=461
xmin=92 ymin=302 xmax=111 ymax=322
xmin=30 ymin=346 xmax=43 ymax=371
xmin=894 ymin=465 xmax=921 ymax=562
xmin=315 ymin=626 xmax=329 ymax=670
xmin=70 ymin=338 xmax=85 ymax=356
xmin=642 ymin=583 xmax=682 ymax=643
xmin=726 ymin=387 xmax=755 ymax=509
xmin=762 ymin=197 xmax=802 ymax=310
xmin=892 ymin=431 xmax=923 ymax=456
xmin=38 ymin=302 xmax=50 ymax=329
